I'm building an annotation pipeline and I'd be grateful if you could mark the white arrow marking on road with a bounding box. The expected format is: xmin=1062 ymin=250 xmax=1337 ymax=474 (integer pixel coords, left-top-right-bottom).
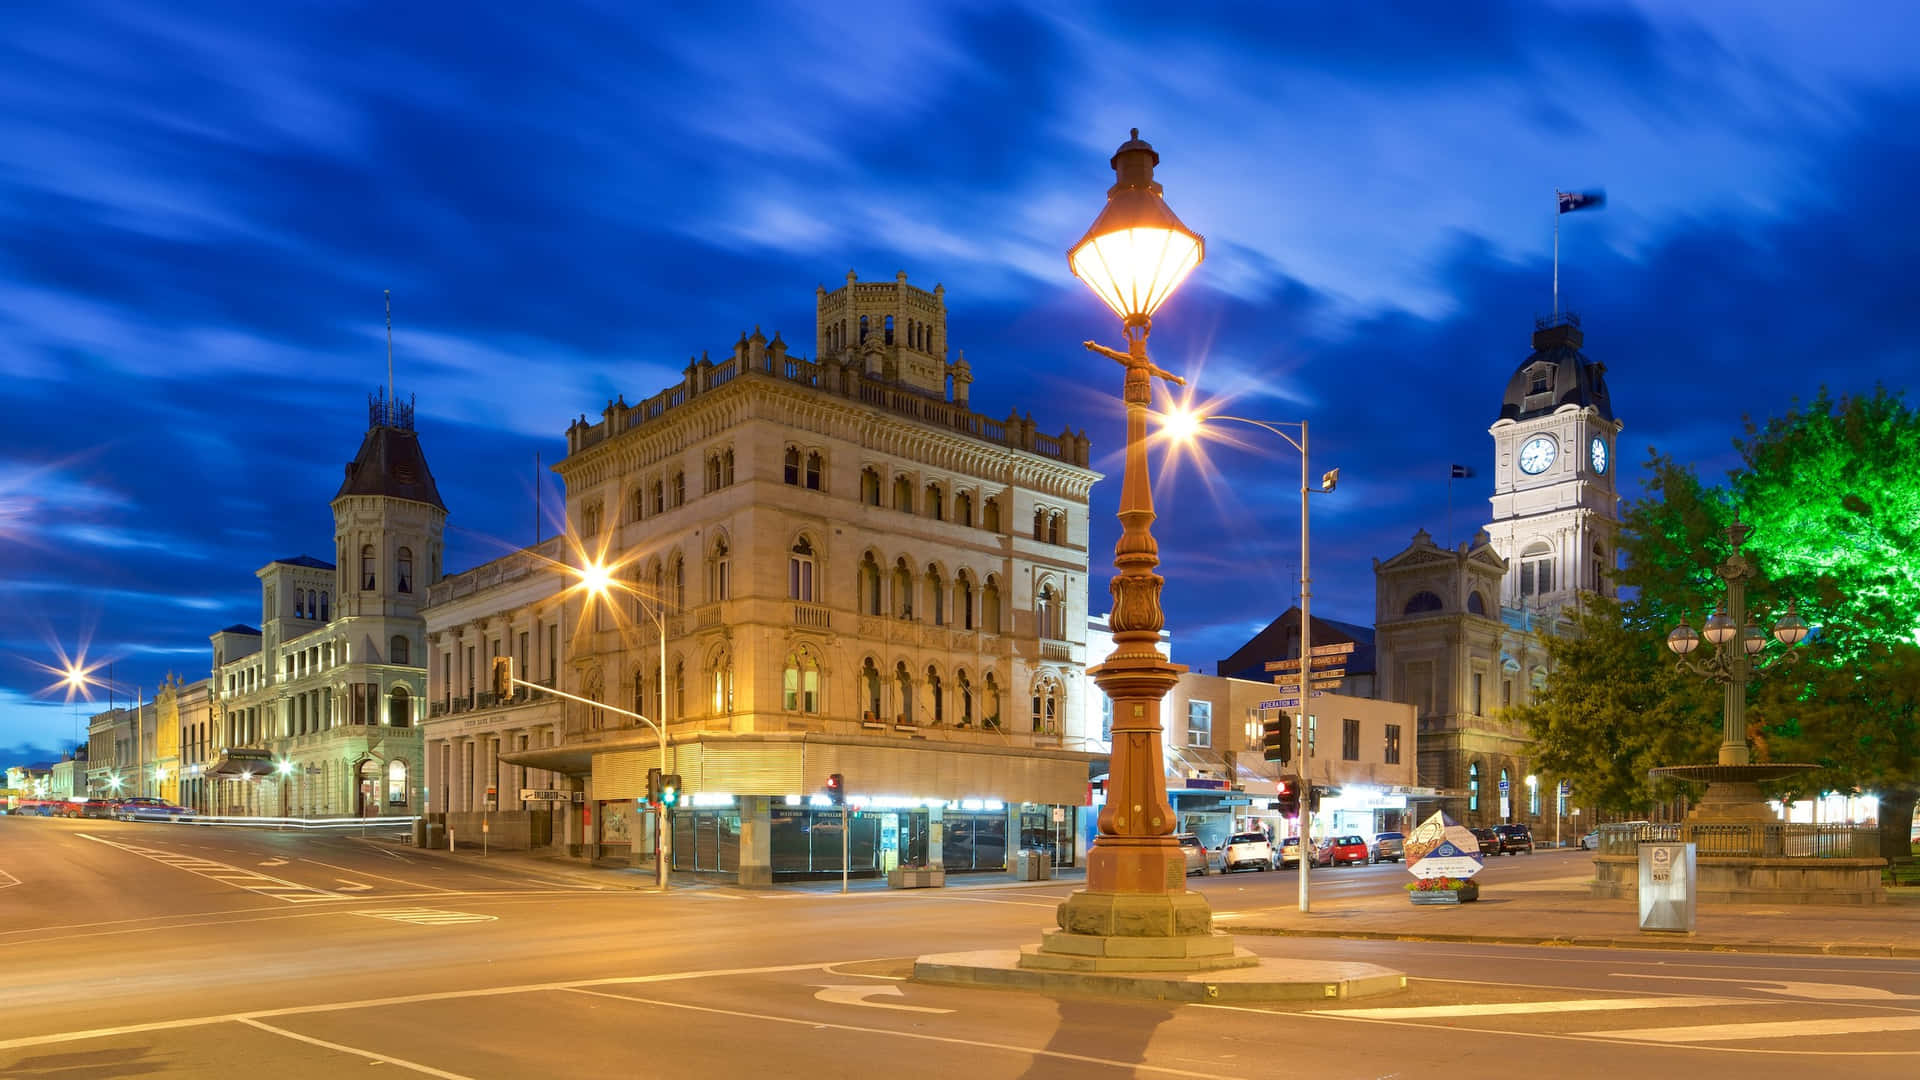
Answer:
xmin=813 ymin=984 xmax=953 ymax=1014
xmin=335 ymin=880 xmax=373 ymax=892
xmin=259 ymin=858 xmax=288 ymax=867
xmin=1612 ymin=973 xmax=1919 ymax=1002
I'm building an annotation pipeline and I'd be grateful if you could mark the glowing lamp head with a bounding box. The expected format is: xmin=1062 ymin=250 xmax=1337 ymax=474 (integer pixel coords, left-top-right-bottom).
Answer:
xmin=1772 ymin=603 xmax=1809 ymax=647
xmin=1666 ymin=619 xmax=1701 ymax=656
xmin=1068 ymin=129 xmax=1205 ymax=329
xmin=277 ymin=759 xmax=295 ymax=776
xmin=1741 ymin=624 xmax=1767 ymax=655
xmin=576 ymin=558 xmax=614 ymax=599
xmin=1160 ymin=407 xmax=1204 ymax=445
xmin=1702 ymin=603 xmax=1736 ymax=645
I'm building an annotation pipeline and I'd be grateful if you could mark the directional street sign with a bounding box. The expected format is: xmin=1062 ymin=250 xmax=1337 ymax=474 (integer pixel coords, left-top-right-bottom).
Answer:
xmin=1271 ymin=676 xmax=1344 ymax=693
xmin=1265 ymin=642 xmax=1356 ymax=673
xmin=520 ymin=788 xmax=569 ymax=802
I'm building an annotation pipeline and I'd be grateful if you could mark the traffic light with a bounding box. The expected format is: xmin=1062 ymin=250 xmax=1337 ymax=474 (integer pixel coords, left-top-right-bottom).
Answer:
xmin=1308 ymin=786 xmax=1322 ymax=814
xmin=645 ymin=766 xmax=662 ymax=805
xmin=1261 ymin=716 xmax=1292 ymax=763
xmin=659 ymin=773 xmax=681 ymax=808
xmin=491 ymin=655 xmax=512 ymax=700
xmin=1276 ymin=775 xmax=1300 ymax=816
xmin=826 ymin=772 xmax=844 ymax=806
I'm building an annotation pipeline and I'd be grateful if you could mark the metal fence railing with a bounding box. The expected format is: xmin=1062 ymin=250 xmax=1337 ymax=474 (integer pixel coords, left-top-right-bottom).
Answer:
xmin=1598 ymin=822 xmax=1878 ymax=859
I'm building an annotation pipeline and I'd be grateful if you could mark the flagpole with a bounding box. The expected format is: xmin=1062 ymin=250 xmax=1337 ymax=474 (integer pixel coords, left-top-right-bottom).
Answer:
xmin=1446 ymin=473 xmax=1454 ymax=550
xmin=1553 ymin=192 xmax=1560 ymax=318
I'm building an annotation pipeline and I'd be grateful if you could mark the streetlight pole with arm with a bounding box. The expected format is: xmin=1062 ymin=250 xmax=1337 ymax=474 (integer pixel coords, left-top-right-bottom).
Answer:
xmin=574 ymin=561 xmax=674 ymax=890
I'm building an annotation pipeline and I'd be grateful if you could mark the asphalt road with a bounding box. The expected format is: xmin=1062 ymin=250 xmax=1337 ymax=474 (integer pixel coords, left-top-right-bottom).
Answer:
xmin=3 ymin=816 xmax=1915 ymax=1078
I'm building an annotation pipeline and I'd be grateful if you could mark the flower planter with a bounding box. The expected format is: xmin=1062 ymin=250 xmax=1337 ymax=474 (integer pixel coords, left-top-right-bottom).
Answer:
xmin=1408 ymin=881 xmax=1479 ymax=905
xmin=887 ymin=867 xmax=945 ymax=889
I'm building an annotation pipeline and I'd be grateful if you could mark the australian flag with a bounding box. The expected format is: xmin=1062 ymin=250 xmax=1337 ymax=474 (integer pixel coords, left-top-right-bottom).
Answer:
xmin=1558 ymin=190 xmax=1606 ymax=213
xmin=1450 ymin=464 xmax=1474 ymax=479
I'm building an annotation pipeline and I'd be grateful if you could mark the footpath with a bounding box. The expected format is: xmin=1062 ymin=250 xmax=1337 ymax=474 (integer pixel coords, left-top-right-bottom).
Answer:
xmin=1230 ymin=870 xmax=1920 ymax=959
xmin=382 ymin=839 xmax=1917 ymax=958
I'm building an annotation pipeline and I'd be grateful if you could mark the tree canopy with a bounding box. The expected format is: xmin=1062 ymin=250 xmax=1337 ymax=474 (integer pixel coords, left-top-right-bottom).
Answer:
xmin=1517 ymin=388 xmax=1920 ymax=855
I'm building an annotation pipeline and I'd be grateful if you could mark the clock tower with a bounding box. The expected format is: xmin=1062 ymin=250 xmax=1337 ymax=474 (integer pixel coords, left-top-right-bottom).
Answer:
xmin=1486 ymin=314 xmax=1622 ymax=617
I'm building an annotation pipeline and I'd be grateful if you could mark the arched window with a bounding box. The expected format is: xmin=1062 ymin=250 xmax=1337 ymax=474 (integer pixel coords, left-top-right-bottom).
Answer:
xmin=387 ymin=759 xmax=409 ymax=805
xmin=984 ymin=672 xmax=1002 ymax=728
xmin=955 ymin=491 xmax=973 ymax=527
xmin=632 ymin=487 xmax=646 ymax=521
xmin=784 ymin=446 xmax=801 ymax=485
xmin=1037 ymin=584 xmax=1057 ymax=640
xmin=294 ymin=592 xmax=305 ymax=619
xmin=1404 ymin=591 xmax=1444 ymax=615
xmin=360 ymin=544 xmax=377 ymax=591
xmin=1591 ymin=542 xmax=1606 ymax=593
xmin=1467 ymin=591 xmax=1487 ymax=616
xmin=957 ymin=669 xmax=973 ymax=725
xmin=721 ymin=448 xmax=734 ymax=486
xmin=652 ymin=479 xmax=665 ymax=515
xmin=710 ymin=651 xmax=733 ymax=715
xmin=396 ymin=546 xmax=414 ymax=594
xmin=1048 ymin=513 xmax=1062 ymax=545
xmin=859 ymin=315 xmax=869 ymax=343
xmin=894 ymin=661 xmax=912 ymax=722
xmin=389 ymin=634 xmax=410 ymax=666
xmin=926 ymin=483 xmax=943 ymax=521
xmin=783 ymin=650 xmax=821 ymax=713
xmin=861 ymin=658 xmax=882 ymax=720
xmin=983 ymin=497 xmax=1002 ymax=533
xmin=956 ymin=571 xmax=975 ymax=630
xmin=982 ymin=575 xmax=1002 ymax=634
xmin=926 ymin=565 xmax=945 ymax=625
xmin=672 ymin=660 xmax=685 ymax=720
xmin=859 ymin=553 xmax=882 ymax=615
xmin=1468 ymin=761 xmax=1480 ymax=812
xmin=318 ymin=592 xmax=329 ymax=620
xmin=927 ymin=666 xmax=944 ymax=724
xmin=1519 ymin=541 xmax=1554 ymax=598
xmin=893 ymin=475 xmax=913 ymax=513
xmin=892 ymin=558 xmax=914 ymax=619
xmin=805 ymin=451 xmax=823 ymax=490
xmin=633 ymin=670 xmax=647 ymax=718
xmin=387 ymin=685 xmax=410 ymax=728
xmin=861 ymin=468 xmax=881 ymax=506
xmin=672 ymin=471 xmax=685 ymax=506
xmin=673 ymin=555 xmax=686 ymax=609
xmin=1033 ymin=508 xmax=1047 ymax=540
xmin=788 ymin=538 xmax=815 ymax=601
xmin=709 ymin=538 xmax=730 ymax=601
xmin=884 ymin=314 xmax=894 ymax=345
xmin=706 ymin=454 xmax=722 ymax=493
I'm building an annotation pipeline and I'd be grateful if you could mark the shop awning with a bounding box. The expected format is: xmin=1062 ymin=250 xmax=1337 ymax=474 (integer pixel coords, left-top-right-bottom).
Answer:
xmin=206 ymin=750 xmax=278 ymax=778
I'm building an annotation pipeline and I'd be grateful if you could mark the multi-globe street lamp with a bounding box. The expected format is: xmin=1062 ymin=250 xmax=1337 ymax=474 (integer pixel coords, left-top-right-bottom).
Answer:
xmin=1659 ymin=518 xmax=1814 ymax=818
xmin=1054 ymin=127 xmax=1213 ymax=942
xmin=1160 ymin=411 xmax=1336 ymax=911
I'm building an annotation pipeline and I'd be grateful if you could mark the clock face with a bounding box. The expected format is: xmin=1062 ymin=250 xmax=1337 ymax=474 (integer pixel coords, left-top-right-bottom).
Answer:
xmin=1590 ymin=437 xmax=1608 ymax=474
xmin=1518 ymin=435 xmax=1557 ymax=475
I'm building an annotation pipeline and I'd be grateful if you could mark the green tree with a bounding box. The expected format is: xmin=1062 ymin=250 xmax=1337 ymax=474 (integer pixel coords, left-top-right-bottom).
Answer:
xmin=1519 ymin=389 xmax=1920 ymax=859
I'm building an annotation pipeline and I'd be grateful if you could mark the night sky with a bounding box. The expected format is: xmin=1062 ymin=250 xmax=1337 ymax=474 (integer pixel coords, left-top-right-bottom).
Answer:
xmin=4 ymin=2 xmax=1916 ymax=759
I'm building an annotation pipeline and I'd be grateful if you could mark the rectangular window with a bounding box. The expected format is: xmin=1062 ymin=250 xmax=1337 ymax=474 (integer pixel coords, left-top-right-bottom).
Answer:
xmin=1384 ymin=723 xmax=1401 ymax=765
xmin=547 ymin=624 xmax=558 ymax=683
xmin=1529 ymin=782 xmax=1541 ymax=816
xmin=1472 ymin=672 xmax=1484 ymax=716
xmin=1186 ymin=700 xmax=1211 ymax=748
xmin=1342 ymin=718 xmax=1360 ymax=761
xmin=1307 ymin=715 xmax=1317 ymax=759
xmin=1502 ymin=679 xmax=1513 ymax=708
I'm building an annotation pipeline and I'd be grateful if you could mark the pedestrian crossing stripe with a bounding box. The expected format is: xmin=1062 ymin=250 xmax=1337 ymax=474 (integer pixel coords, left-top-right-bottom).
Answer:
xmin=76 ymin=833 xmax=341 ymax=903
xmin=352 ymin=908 xmax=497 ymax=925
xmin=1597 ymin=1015 xmax=1920 ymax=1044
xmin=1319 ymin=996 xmax=1759 ymax=1019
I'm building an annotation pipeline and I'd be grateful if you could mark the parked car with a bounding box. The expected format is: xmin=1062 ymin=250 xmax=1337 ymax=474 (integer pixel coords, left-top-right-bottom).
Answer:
xmin=114 ymin=797 xmax=196 ymax=821
xmin=1491 ymin=824 xmax=1535 ymax=855
xmin=1176 ymin=833 xmax=1211 ymax=876
xmin=78 ymin=799 xmax=116 ymax=819
xmin=1278 ymin=836 xmax=1302 ymax=868
xmin=1315 ymin=835 xmax=1370 ymax=867
xmin=1580 ymin=828 xmax=1600 ymax=850
xmin=1469 ymin=826 xmax=1502 ymax=855
xmin=1371 ymin=831 xmax=1405 ymax=863
xmin=1222 ymin=832 xmax=1276 ymax=872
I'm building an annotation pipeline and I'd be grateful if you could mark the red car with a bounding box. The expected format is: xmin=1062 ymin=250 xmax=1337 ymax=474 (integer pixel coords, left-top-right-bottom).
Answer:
xmin=1314 ymin=834 xmax=1370 ymax=867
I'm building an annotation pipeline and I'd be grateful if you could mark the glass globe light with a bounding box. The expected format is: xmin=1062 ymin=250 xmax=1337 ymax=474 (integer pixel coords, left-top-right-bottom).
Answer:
xmin=1773 ymin=603 xmax=1810 ymax=647
xmin=1702 ymin=603 xmax=1736 ymax=645
xmin=1666 ymin=619 xmax=1701 ymax=655
xmin=1742 ymin=624 xmax=1767 ymax=655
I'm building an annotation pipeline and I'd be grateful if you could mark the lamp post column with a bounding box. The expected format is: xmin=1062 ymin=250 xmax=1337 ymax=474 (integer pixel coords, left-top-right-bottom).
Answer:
xmin=1719 ymin=552 xmax=1752 ymax=768
xmin=1297 ymin=422 xmax=1314 ymax=913
xmin=1085 ymin=325 xmax=1188 ymax=897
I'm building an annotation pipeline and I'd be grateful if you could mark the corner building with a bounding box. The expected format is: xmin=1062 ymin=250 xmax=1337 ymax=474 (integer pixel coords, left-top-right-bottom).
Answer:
xmin=426 ymin=272 xmax=1104 ymax=884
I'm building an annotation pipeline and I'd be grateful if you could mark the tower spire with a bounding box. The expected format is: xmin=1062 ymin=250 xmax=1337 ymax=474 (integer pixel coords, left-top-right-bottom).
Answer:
xmin=385 ymin=289 xmax=395 ymax=418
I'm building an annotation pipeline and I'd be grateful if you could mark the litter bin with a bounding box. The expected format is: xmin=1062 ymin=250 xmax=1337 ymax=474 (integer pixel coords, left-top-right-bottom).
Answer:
xmin=1015 ymin=850 xmax=1052 ymax=881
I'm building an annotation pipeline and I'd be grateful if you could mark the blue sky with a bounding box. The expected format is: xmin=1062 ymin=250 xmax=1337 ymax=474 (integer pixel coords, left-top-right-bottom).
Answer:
xmin=3 ymin=1 xmax=1916 ymax=759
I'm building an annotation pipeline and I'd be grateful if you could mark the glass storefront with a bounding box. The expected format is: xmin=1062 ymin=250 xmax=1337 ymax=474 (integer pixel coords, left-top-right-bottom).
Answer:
xmin=941 ymin=810 xmax=1006 ymax=872
xmin=1018 ymin=806 xmax=1077 ymax=867
xmin=771 ymin=807 xmax=881 ymax=878
xmin=670 ymin=808 xmax=741 ymax=873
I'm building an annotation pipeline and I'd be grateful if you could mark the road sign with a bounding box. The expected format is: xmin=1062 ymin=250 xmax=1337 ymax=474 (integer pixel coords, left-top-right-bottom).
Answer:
xmin=520 ymin=788 xmax=569 ymax=802
xmin=1498 ymin=779 xmax=1510 ymax=794
xmin=1271 ymin=676 xmax=1343 ymax=693
xmin=1265 ymin=642 xmax=1355 ymax=673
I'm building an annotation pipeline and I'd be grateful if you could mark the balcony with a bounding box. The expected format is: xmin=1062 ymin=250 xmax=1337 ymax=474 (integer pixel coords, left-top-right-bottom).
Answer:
xmin=792 ymin=602 xmax=831 ymax=630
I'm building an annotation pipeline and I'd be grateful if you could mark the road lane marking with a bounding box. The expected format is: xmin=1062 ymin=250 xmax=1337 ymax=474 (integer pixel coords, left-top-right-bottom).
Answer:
xmin=1610 ymin=973 xmax=1920 ymax=1002
xmin=1597 ymin=1015 xmax=1920 ymax=1043
xmin=813 ymin=984 xmax=954 ymax=1013
xmin=564 ymin=988 xmax=1243 ymax=1078
xmin=335 ymin=881 xmax=373 ymax=892
xmin=77 ymin=833 xmax=342 ymax=903
xmin=1318 ymin=995 xmax=1762 ymax=1019
xmin=0 ymin=868 xmax=20 ymax=890
xmin=298 ymin=856 xmax=450 ymax=893
xmin=352 ymin=908 xmax=497 ymax=926
xmin=235 ymin=1018 xmax=476 ymax=1079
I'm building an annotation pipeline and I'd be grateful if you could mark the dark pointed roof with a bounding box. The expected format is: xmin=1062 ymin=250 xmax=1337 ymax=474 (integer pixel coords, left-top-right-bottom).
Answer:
xmin=217 ymin=624 xmax=261 ymax=636
xmin=271 ymin=554 xmax=335 ymax=570
xmin=1215 ymin=606 xmax=1376 ymax=682
xmin=333 ymin=424 xmax=446 ymax=511
xmin=1499 ymin=315 xmax=1614 ymax=424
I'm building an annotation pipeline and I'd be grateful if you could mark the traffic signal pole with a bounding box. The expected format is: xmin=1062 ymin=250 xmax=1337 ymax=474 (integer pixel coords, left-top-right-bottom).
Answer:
xmin=1297 ymin=421 xmax=1313 ymax=915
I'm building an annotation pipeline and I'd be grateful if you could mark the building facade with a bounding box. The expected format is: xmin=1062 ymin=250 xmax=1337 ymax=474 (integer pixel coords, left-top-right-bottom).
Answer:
xmin=203 ymin=392 xmax=440 ymax=817
xmin=424 ymin=272 xmax=1104 ymax=883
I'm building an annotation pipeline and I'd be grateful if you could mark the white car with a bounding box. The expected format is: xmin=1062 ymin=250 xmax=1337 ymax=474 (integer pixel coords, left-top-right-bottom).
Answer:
xmin=1221 ymin=832 xmax=1276 ymax=872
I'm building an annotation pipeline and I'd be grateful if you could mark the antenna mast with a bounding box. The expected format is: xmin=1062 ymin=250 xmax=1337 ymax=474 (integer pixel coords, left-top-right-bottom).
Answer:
xmin=385 ymin=289 xmax=395 ymax=420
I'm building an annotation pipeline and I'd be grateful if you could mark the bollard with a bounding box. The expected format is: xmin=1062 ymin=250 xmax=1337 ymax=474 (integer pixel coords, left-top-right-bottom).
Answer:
xmin=449 ymin=828 xmax=456 ymax=853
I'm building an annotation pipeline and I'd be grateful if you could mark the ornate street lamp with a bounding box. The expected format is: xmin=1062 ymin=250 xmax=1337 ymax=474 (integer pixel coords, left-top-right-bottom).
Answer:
xmin=1656 ymin=518 xmax=1816 ymax=819
xmin=1036 ymin=129 xmax=1241 ymax=964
